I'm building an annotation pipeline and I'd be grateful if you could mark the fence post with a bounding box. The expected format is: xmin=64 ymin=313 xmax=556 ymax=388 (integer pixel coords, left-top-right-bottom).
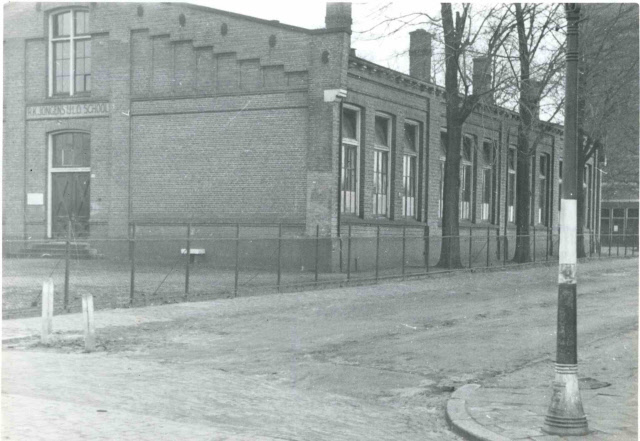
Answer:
xmin=347 ymin=225 xmax=352 ymax=281
xmin=598 ymin=232 xmax=602 ymax=258
xmin=425 ymin=225 xmax=430 ymax=273
xmin=315 ymin=225 xmax=320 ymax=283
xmin=185 ymin=223 xmax=191 ymax=297
xmin=546 ymin=227 xmax=550 ymax=261
xmin=533 ymin=228 xmax=536 ymax=263
xmin=468 ymin=227 xmax=473 ymax=268
xmin=503 ymin=232 xmax=507 ymax=266
xmin=64 ymin=218 xmax=71 ymax=312
xmin=617 ymin=230 xmax=620 ymax=256
xmin=609 ymin=229 xmax=612 ymax=257
xmin=130 ymin=223 xmax=136 ymax=305
xmin=623 ymin=229 xmax=627 ymax=256
xmin=375 ymin=226 xmax=380 ymax=282
xmin=486 ymin=227 xmax=490 ymax=267
xmin=82 ymin=293 xmax=95 ymax=352
xmin=277 ymin=223 xmax=282 ymax=292
xmin=402 ymin=226 xmax=406 ymax=279
xmin=234 ymin=224 xmax=239 ymax=297
xmin=589 ymin=231 xmax=593 ymax=257
xmin=41 ymin=278 xmax=54 ymax=344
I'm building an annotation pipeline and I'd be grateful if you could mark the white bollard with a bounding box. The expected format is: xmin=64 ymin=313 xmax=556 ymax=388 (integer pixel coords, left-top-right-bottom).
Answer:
xmin=82 ymin=293 xmax=96 ymax=352
xmin=41 ymin=278 xmax=54 ymax=344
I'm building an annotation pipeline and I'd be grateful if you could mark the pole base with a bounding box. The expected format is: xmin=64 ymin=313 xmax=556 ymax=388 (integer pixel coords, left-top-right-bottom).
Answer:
xmin=543 ymin=363 xmax=588 ymax=436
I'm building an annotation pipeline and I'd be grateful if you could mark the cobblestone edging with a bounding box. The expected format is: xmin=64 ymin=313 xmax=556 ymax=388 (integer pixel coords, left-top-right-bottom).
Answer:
xmin=446 ymin=384 xmax=512 ymax=441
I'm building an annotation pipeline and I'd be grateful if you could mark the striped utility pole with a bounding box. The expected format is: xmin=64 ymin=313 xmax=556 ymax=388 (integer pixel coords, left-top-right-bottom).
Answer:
xmin=543 ymin=4 xmax=588 ymax=436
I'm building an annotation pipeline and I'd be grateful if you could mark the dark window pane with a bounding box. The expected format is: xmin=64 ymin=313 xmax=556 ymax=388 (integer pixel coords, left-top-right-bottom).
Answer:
xmin=559 ymin=160 xmax=563 ymax=179
xmin=342 ymin=108 xmax=357 ymax=140
xmin=375 ymin=116 xmax=389 ymax=147
xmin=601 ymin=208 xmax=610 ymax=218
xmin=462 ymin=137 xmax=472 ymax=161
xmin=613 ymin=208 xmax=625 ymax=218
xmin=404 ymin=124 xmax=416 ymax=152
xmin=508 ymin=148 xmax=516 ymax=170
xmin=440 ymin=132 xmax=447 ymax=157
xmin=628 ymin=208 xmax=639 ymax=218
xmin=482 ymin=142 xmax=492 ymax=165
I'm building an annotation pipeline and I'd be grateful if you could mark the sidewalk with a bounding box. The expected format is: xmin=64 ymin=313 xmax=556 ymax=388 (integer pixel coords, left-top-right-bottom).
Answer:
xmin=446 ymin=329 xmax=638 ymax=441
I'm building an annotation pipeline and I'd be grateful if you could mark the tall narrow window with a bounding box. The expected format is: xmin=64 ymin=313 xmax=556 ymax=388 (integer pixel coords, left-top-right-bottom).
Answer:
xmin=558 ymin=160 xmax=563 ymax=210
xmin=341 ymin=106 xmax=360 ymax=215
xmin=373 ymin=115 xmax=391 ymax=217
xmin=480 ymin=141 xmax=493 ymax=221
xmin=438 ymin=131 xmax=447 ymax=218
xmin=507 ymin=147 xmax=516 ymax=223
xmin=402 ymin=122 xmax=419 ymax=218
xmin=538 ymin=154 xmax=549 ymax=225
xmin=585 ymin=164 xmax=592 ymax=228
xmin=460 ymin=135 xmax=474 ymax=220
xmin=49 ymin=10 xmax=91 ymax=96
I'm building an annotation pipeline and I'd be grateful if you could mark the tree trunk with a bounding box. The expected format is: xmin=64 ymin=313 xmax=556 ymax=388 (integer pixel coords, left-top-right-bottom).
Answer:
xmin=512 ymin=4 xmax=535 ymax=263
xmin=438 ymin=118 xmax=464 ymax=268
xmin=437 ymin=4 xmax=465 ymax=269
xmin=513 ymin=132 xmax=532 ymax=263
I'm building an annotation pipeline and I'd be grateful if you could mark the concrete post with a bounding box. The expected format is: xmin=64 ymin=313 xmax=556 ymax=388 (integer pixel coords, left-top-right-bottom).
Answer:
xmin=41 ymin=278 xmax=54 ymax=344
xmin=543 ymin=4 xmax=588 ymax=436
xmin=82 ymin=293 xmax=96 ymax=352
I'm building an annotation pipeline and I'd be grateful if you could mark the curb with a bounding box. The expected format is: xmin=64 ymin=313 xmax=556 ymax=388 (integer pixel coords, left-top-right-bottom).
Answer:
xmin=446 ymin=384 xmax=512 ymax=441
xmin=2 ymin=335 xmax=37 ymax=344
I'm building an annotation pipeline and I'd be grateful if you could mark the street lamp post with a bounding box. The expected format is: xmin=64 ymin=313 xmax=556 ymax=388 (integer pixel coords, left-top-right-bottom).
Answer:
xmin=543 ymin=4 xmax=589 ymax=436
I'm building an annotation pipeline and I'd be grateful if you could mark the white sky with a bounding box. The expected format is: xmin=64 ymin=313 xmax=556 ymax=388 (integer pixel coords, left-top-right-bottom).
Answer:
xmin=189 ymin=0 xmax=442 ymax=75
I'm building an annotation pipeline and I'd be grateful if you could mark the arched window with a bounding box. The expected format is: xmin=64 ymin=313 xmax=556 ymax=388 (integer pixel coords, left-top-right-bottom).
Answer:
xmin=52 ymin=132 xmax=91 ymax=167
xmin=49 ymin=9 xmax=91 ymax=96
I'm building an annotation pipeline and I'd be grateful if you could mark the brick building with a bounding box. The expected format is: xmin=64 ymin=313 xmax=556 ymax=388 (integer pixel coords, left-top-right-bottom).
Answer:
xmin=3 ymin=2 xmax=600 ymax=266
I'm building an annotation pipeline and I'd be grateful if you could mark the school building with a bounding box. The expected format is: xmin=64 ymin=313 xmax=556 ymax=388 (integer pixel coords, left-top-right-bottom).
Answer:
xmin=3 ymin=2 xmax=601 ymax=267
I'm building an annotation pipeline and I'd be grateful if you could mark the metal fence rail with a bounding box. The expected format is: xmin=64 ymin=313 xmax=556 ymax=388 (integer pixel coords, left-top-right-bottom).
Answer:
xmin=3 ymin=226 xmax=635 ymax=319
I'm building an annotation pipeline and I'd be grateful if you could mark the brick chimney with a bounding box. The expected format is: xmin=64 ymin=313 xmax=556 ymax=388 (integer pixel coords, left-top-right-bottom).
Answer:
xmin=325 ymin=3 xmax=352 ymax=31
xmin=472 ymin=57 xmax=493 ymax=104
xmin=409 ymin=30 xmax=432 ymax=82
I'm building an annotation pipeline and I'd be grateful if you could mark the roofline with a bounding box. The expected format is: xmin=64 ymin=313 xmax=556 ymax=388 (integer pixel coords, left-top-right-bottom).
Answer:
xmin=348 ymin=54 xmax=564 ymax=135
xmin=176 ymin=2 xmax=329 ymax=34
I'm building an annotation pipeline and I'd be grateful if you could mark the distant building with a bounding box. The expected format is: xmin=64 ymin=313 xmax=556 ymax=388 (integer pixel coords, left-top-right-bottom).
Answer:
xmin=3 ymin=2 xmax=600 ymax=266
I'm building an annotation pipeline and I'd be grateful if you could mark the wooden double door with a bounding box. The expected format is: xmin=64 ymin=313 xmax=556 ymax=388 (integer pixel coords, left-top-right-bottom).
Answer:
xmin=51 ymin=172 xmax=90 ymax=238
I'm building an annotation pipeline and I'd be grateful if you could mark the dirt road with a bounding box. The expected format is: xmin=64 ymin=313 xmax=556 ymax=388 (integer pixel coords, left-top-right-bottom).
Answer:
xmin=3 ymin=258 xmax=637 ymax=440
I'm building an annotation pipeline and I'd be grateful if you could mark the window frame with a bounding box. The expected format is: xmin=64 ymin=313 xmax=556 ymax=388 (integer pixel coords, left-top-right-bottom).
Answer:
xmin=402 ymin=120 xmax=419 ymax=218
xmin=538 ymin=153 xmax=550 ymax=226
xmin=373 ymin=113 xmax=392 ymax=217
xmin=49 ymin=8 xmax=91 ymax=97
xmin=459 ymin=135 xmax=474 ymax=221
xmin=47 ymin=131 xmax=91 ymax=238
xmin=480 ymin=139 xmax=494 ymax=222
xmin=507 ymin=146 xmax=517 ymax=223
xmin=438 ymin=129 xmax=447 ymax=219
xmin=340 ymin=104 xmax=361 ymax=216
xmin=558 ymin=159 xmax=563 ymax=211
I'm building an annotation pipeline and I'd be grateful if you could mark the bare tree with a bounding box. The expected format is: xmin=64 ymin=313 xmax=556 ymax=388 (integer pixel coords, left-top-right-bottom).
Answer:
xmin=504 ymin=4 xmax=565 ymax=263
xmin=438 ymin=3 xmax=513 ymax=268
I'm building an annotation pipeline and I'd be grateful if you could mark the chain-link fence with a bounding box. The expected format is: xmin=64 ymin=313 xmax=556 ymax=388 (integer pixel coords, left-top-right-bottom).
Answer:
xmin=3 ymin=223 xmax=634 ymax=319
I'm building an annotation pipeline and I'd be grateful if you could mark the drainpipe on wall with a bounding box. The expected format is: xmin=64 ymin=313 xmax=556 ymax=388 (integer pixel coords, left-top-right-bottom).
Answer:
xmin=324 ymin=88 xmax=347 ymax=237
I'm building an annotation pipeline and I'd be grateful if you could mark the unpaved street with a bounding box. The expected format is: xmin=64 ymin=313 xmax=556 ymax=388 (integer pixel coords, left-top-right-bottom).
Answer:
xmin=3 ymin=258 xmax=638 ymax=440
